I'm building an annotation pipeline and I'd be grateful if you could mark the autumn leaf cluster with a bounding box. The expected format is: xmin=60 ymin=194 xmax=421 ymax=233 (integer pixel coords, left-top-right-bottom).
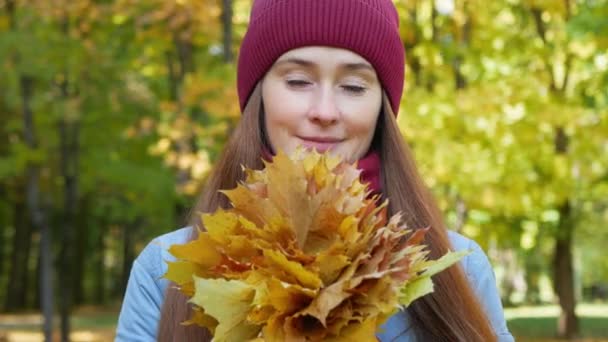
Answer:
xmin=164 ymin=149 xmax=467 ymax=341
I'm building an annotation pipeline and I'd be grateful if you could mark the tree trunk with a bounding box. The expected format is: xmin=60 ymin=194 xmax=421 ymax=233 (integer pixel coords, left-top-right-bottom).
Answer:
xmin=121 ymin=221 xmax=137 ymax=294
xmin=405 ymin=6 xmax=423 ymax=87
xmin=553 ymin=200 xmax=579 ymax=338
xmin=6 ymin=0 xmax=16 ymax=30
xmin=8 ymin=0 xmax=54 ymax=335
xmin=34 ymin=241 xmax=42 ymax=309
xmin=453 ymin=2 xmax=471 ymax=90
xmin=171 ymin=30 xmax=196 ymax=188
xmin=173 ymin=30 xmax=195 ymax=81
xmin=57 ymin=9 xmax=80 ymax=337
xmin=551 ymin=126 xmax=578 ymax=338
xmin=531 ymin=0 xmax=579 ymax=333
xmin=166 ymin=50 xmax=179 ymax=101
xmin=222 ymin=0 xmax=233 ymax=63
xmin=425 ymin=0 xmax=438 ymax=92
xmin=58 ymin=105 xmax=79 ymax=342
xmin=4 ymin=193 xmax=31 ymax=311
xmin=72 ymin=216 xmax=85 ymax=305
xmin=38 ymin=202 xmax=53 ymax=342
xmin=18 ymin=72 xmax=54 ymax=340
xmin=72 ymin=196 xmax=88 ymax=305
xmin=0 ymin=185 xmax=7 ymax=298
xmin=93 ymin=221 xmax=106 ymax=304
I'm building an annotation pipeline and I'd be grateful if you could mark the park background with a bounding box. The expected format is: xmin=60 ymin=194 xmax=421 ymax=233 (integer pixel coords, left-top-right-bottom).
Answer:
xmin=0 ymin=0 xmax=607 ymax=341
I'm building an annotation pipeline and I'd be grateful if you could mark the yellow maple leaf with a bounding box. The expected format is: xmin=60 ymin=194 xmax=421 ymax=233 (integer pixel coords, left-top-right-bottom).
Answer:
xmin=190 ymin=277 xmax=260 ymax=341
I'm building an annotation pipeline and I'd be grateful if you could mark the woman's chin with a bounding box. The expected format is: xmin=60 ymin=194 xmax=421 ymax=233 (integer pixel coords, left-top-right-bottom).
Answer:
xmin=280 ymin=143 xmax=355 ymax=161
xmin=297 ymin=141 xmax=338 ymax=154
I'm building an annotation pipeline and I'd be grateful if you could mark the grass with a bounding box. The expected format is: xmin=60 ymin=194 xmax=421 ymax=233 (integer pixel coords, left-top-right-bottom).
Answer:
xmin=1 ymin=303 xmax=606 ymax=341
xmin=505 ymin=303 xmax=608 ymax=340
xmin=71 ymin=311 xmax=119 ymax=330
xmin=0 ymin=308 xmax=118 ymax=331
xmin=0 ymin=307 xmax=118 ymax=342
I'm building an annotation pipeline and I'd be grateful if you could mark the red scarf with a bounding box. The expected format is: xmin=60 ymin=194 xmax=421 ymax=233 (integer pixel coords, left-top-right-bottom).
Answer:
xmin=357 ymin=149 xmax=382 ymax=196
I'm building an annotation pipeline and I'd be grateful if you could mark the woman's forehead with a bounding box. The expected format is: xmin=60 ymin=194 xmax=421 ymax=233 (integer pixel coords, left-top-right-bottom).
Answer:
xmin=275 ymin=46 xmax=373 ymax=68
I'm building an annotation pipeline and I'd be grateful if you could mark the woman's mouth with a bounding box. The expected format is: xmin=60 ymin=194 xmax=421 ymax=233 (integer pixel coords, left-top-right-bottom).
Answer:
xmin=297 ymin=136 xmax=343 ymax=152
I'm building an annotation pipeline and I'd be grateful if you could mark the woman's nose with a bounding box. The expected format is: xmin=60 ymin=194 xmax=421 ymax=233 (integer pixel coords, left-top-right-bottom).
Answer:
xmin=307 ymin=86 xmax=340 ymax=126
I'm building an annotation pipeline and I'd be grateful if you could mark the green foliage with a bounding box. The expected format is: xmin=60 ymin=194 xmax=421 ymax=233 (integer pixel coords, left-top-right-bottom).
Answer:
xmin=394 ymin=0 xmax=608 ymax=289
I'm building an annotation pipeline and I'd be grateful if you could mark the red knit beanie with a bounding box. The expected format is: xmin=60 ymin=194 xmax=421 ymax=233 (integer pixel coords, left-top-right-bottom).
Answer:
xmin=237 ymin=0 xmax=406 ymax=115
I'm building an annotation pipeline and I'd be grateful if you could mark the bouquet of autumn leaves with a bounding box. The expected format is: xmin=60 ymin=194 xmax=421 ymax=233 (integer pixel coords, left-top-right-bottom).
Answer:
xmin=164 ymin=149 xmax=468 ymax=341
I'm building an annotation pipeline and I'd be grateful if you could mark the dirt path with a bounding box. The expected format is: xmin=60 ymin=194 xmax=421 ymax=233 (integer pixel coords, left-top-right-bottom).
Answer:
xmin=0 ymin=330 xmax=115 ymax=342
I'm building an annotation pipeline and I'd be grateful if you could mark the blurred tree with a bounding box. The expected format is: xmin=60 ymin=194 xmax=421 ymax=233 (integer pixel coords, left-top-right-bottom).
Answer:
xmin=2 ymin=1 xmax=54 ymax=340
xmin=395 ymin=0 xmax=607 ymax=338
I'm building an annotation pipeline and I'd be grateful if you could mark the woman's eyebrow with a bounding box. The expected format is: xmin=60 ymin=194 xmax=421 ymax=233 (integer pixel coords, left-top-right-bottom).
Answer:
xmin=274 ymin=58 xmax=374 ymax=72
xmin=274 ymin=58 xmax=315 ymax=68
xmin=341 ymin=62 xmax=375 ymax=72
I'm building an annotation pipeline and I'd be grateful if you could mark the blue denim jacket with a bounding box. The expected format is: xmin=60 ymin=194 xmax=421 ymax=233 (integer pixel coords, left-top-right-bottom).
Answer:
xmin=116 ymin=227 xmax=514 ymax=341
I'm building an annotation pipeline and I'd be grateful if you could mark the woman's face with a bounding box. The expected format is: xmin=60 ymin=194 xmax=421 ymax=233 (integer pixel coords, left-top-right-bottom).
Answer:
xmin=261 ymin=46 xmax=382 ymax=162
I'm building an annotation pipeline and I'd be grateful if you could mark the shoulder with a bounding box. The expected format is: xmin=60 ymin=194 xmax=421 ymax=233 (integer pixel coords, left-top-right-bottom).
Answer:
xmin=377 ymin=231 xmax=497 ymax=342
xmin=446 ymin=230 xmax=492 ymax=285
xmin=134 ymin=227 xmax=193 ymax=286
xmin=116 ymin=227 xmax=194 ymax=340
xmin=150 ymin=226 xmax=193 ymax=252
xmin=447 ymin=231 xmax=515 ymax=341
xmin=446 ymin=229 xmax=481 ymax=253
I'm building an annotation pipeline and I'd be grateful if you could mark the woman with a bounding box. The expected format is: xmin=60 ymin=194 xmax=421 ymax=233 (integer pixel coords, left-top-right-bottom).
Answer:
xmin=117 ymin=0 xmax=514 ymax=341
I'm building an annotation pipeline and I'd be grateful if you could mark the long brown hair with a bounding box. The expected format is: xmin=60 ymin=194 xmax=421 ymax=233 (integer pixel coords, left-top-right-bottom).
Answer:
xmin=157 ymin=84 xmax=496 ymax=341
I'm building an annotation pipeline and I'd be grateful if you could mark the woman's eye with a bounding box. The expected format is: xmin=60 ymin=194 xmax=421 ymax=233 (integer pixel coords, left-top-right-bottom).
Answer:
xmin=342 ymin=85 xmax=367 ymax=94
xmin=286 ymin=80 xmax=311 ymax=87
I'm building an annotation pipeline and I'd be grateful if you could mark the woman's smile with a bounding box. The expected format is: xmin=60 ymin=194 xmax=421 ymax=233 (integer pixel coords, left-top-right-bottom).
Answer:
xmin=297 ymin=135 xmax=345 ymax=152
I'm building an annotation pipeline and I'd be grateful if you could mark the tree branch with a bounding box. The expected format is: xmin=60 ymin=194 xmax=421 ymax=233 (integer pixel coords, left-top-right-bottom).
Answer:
xmin=222 ymin=0 xmax=233 ymax=63
xmin=531 ymin=7 xmax=547 ymax=44
xmin=561 ymin=53 xmax=573 ymax=93
xmin=530 ymin=7 xmax=561 ymax=93
xmin=6 ymin=0 xmax=16 ymax=30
